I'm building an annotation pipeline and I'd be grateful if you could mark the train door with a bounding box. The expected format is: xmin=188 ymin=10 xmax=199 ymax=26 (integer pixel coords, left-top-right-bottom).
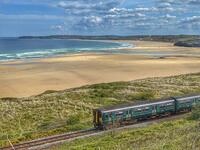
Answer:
xmin=93 ymin=110 xmax=98 ymax=127
xmin=98 ymin=111 xmax=102 ymax=125
xmin=193 ymin=98 xmax=196 ymax=106
xmin=108 ymin=112 xmax=112 ymax=122
xmin=127 ymin=109 xmax=131 ymax=118
xmin=152 ymin=105 xmax=157 ymax=115
xmin=93 ymin=110 xmax=102 ymax=128
xmin=116 ymin=111 xmax=123 ymax=122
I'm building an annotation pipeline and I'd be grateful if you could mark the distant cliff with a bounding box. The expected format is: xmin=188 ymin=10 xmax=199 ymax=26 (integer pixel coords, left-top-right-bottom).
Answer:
xmin=174 ymin=39 xmax=200 ymax=47
xmin=19 ymin=35 xmax=200 ymax=43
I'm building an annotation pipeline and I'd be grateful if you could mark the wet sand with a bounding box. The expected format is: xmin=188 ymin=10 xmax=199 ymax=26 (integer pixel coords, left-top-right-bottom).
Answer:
xmin=0 ymin=40 xmax=200 ymax=98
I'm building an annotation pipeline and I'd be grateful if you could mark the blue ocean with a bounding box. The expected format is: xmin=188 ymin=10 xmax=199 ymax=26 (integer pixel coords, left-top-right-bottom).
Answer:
xmin=0 ymin=38 xmax=133 ymax=62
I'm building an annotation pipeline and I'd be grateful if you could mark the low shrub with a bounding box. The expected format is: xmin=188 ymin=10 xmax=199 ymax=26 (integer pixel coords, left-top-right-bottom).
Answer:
xmin=39 ymin=90 xmax=57 ymax=96
xmin=127 ymin=92 xmax=157 ymax=101
xmin=1 ymin=97 xmax=18 ymax=101
xmin=67 ymin=115 xmax=81 ymax=125
xmin=90 ymin=83 xmax=112 ymax=89
xmin=134 ymin=92 xmax=157 ymax=100
xmin=187 ymin=104 xmax=200 ymax=120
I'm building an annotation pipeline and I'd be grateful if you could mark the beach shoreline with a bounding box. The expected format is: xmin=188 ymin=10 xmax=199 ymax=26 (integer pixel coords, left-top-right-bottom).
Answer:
xmin=1 ymin=40 xmax=200 ymax=98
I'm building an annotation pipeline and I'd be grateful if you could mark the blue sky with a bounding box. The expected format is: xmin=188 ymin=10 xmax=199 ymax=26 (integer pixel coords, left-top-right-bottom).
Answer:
xmin=0 ymin=0 xmax=200 ymax=37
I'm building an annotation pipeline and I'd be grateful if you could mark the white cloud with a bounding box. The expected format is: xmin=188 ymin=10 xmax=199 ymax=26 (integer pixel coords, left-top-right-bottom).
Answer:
xmin=84 ymin=16 xmax=103 ymax=23
xmin=181 ymin=16 xmax=200 ymax=22
xmin=58 ymin=1 xmax=67 ymax=7
xmin=57 ymin=0 xmax=124 ymax=15
xmin=177 ymin=16 xmax=200 ymax=30
xmin=162 ymin=14 xmax=176 ymax=19
xmin=157 ymin=2 xmax=171 ymax=8
xmin=157 ymin=0 xmax=200 ymax=6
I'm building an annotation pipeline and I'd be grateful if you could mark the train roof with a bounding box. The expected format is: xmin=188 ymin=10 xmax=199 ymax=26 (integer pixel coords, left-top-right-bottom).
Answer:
xmin=96 ymin=97 xmax=174 ymax=113
xmin=173 ymin=92 xmax=200 ymax=99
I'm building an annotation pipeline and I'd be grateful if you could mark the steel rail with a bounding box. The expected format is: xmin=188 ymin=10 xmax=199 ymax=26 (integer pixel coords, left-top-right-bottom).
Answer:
xmin=0 ymin=128 xmax=98 ymax=150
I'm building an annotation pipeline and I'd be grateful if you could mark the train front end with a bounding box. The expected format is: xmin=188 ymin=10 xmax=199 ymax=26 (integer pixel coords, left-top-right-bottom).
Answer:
xmin=93 ymin=109 xmax=103 ymax=129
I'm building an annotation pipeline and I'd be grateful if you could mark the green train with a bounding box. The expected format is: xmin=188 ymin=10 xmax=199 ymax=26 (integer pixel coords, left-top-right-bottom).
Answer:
xmin=93 ymin=92 xmax=200 ymax=129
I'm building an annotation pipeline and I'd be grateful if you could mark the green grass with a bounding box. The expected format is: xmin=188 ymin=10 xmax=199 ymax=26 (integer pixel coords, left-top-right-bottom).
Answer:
xmin=51 ymin=120 xmax=200 ymax=150
xmin=52 ymin=105 xmax=200 ymax=150
xmin=1 ymin=73 xmax=200 ymax=146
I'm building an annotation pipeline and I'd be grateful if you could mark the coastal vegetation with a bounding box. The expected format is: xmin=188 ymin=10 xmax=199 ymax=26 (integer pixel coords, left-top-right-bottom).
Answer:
xmin=1 ymin=73 xmax=200 ymax=147
xmin=174 ymin=39 xmax=200 ymax=47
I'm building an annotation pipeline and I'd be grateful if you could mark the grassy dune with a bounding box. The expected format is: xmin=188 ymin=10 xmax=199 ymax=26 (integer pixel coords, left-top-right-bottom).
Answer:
xmin=1 ymin=73 xmax=200 ymax=146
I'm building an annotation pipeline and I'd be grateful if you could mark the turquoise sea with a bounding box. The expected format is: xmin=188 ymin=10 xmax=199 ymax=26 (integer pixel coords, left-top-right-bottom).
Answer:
xmin=0 ymin=38 xmax=133 ymax=62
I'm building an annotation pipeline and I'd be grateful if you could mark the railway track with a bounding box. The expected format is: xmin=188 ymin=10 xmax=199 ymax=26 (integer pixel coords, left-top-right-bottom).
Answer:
xmin=0 ymin=113 xmax=187 ymax=150
xmin=0 ymin=128 xmax=99 ymax=150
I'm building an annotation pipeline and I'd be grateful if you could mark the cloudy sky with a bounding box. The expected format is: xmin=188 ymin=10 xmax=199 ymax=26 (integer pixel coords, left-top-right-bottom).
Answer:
xmin=0 ymin=0 xmax=200 ymax=36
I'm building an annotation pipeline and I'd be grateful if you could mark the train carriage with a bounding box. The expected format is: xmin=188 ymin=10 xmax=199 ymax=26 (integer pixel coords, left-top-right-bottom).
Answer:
xmin=93 ymin=92 xmax=200 ymax=129
xmin=93 ymin=97 xmax=175 ymax=129
xmin=174 ymin=92 xmax=200 ymax=112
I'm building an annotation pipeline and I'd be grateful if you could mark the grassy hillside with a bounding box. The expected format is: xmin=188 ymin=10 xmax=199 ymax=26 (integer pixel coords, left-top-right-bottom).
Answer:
xmin=51 ymin=112 xmax=200 ymax=150
xmin=1 ymin=73 xmax=200 ymax=146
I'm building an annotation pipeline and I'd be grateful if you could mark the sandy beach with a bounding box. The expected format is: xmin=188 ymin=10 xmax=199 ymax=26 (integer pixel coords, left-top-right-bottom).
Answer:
xmin=1 ymin=40 xmax=200 ymax=98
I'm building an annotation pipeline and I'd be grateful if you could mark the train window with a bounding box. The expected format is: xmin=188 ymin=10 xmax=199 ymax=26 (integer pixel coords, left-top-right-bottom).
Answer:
xmin=135 ymin=108 xmax=142 ymax=112
xmin=167 ymin=103 xmax=172 ymax=106
xmin=109 ymin=113 xmax=112 ymax=118
xmin=160 ymin=105 xmax=165 ymax=108
xmin=116 ymin=111 xmax=123 ymax=116
xmin=144 ymin=107 xmax=149 ymax=111
xmin=105 ymin=114 xmax=108 ymax=119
